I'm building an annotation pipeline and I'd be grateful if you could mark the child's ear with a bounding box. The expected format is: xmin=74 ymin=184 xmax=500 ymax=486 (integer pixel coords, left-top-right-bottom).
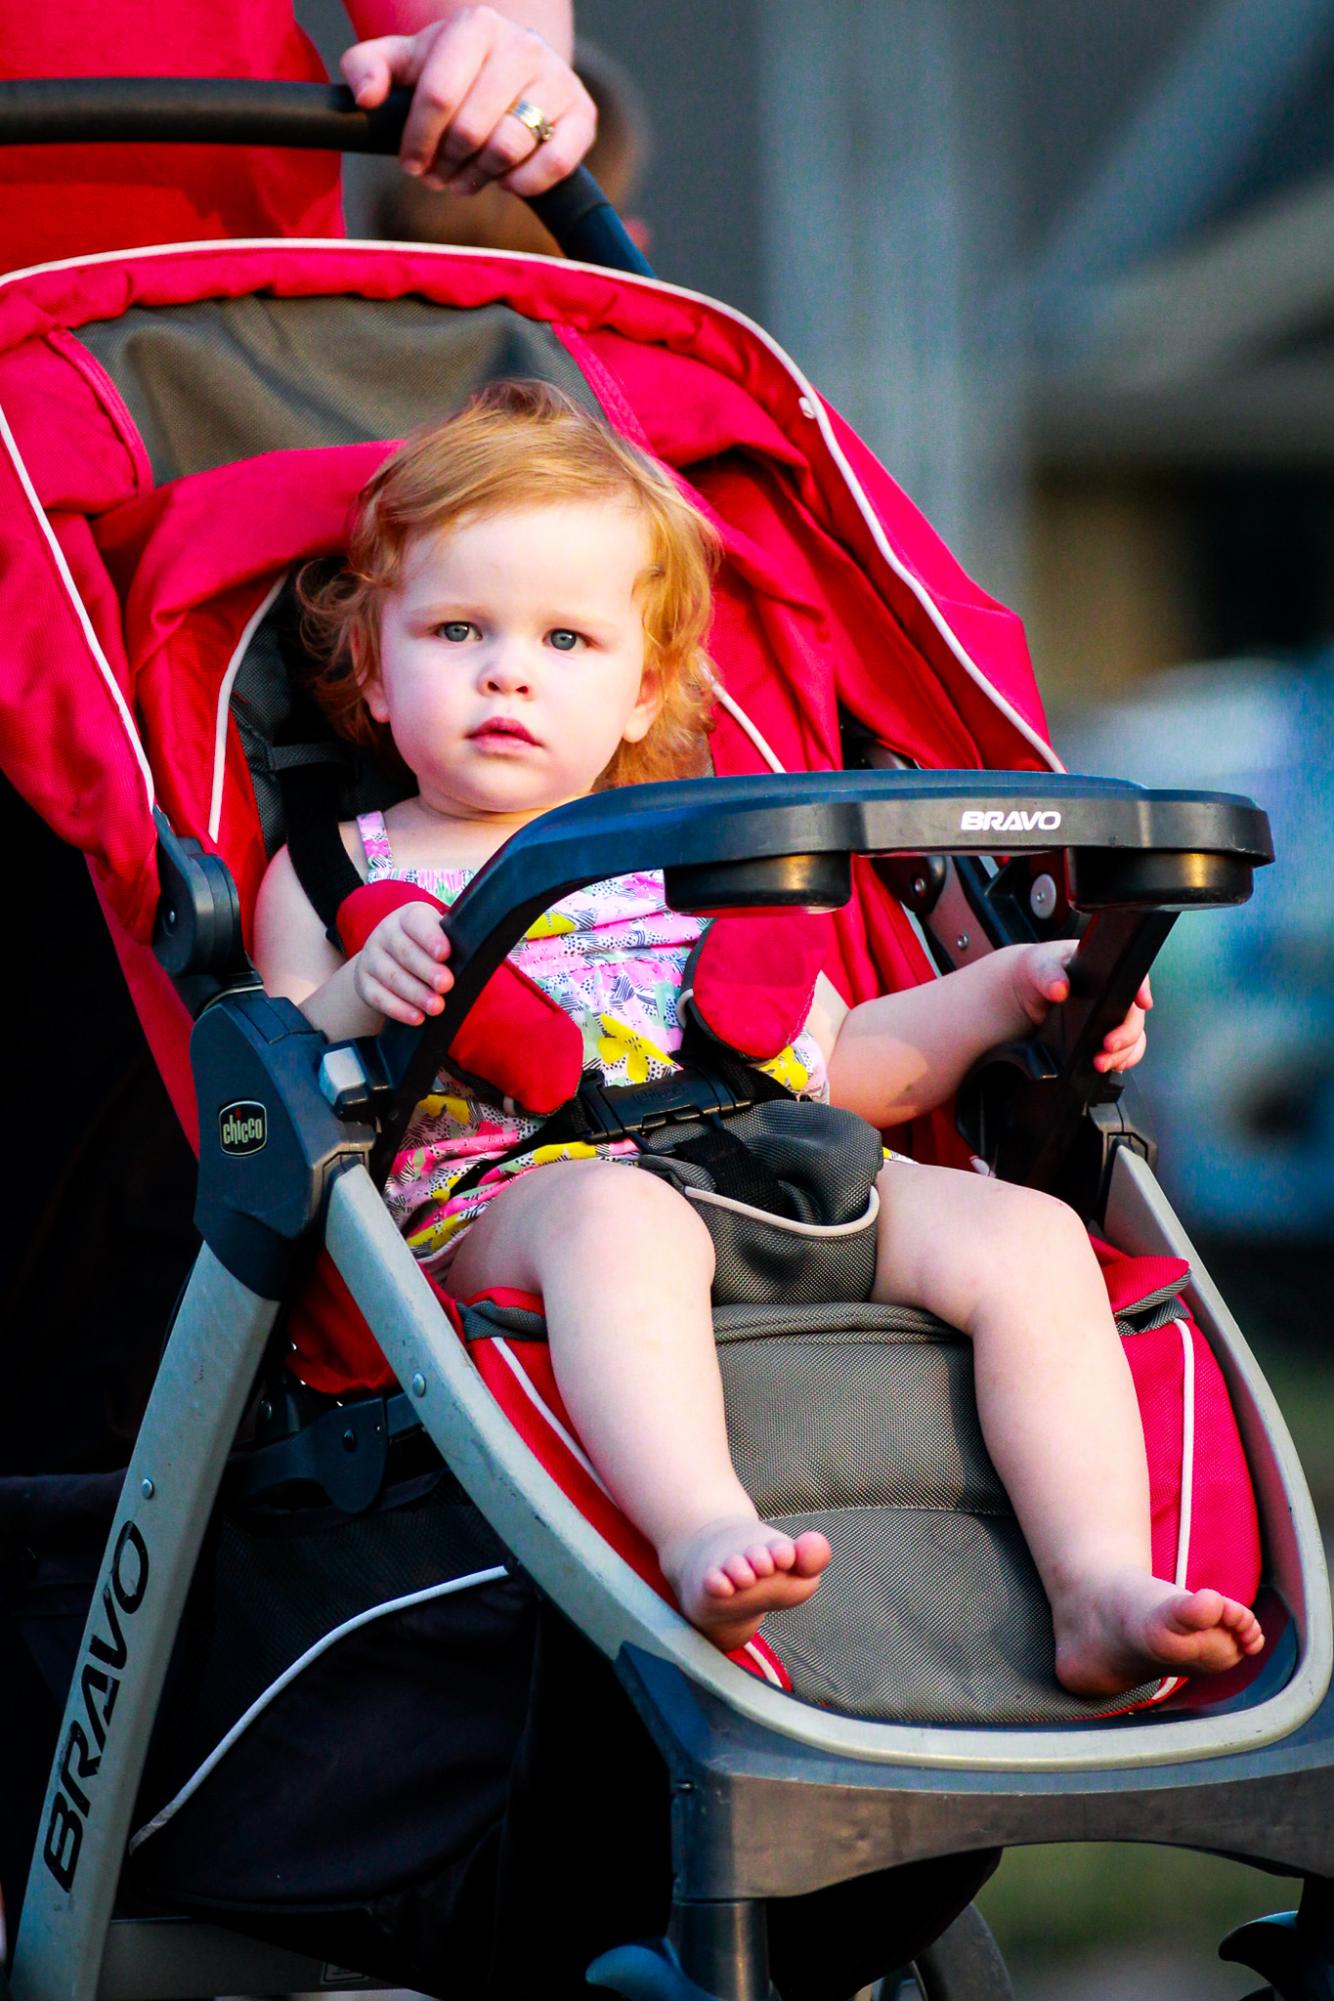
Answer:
xmin=355 ymin=638 xmax=390 ymax=726
xmin=621 ymin=662 xmax=663 ymax=745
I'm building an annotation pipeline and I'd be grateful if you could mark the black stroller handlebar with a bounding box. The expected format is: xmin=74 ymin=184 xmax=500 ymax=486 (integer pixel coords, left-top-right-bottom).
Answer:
xmin=0 ymin=77 xmax=655 ymax=276
xmin=428 ymin=766 xmax=1269 ymax=998
xmin=370 ymin=767 xmax=1272 ymax=1174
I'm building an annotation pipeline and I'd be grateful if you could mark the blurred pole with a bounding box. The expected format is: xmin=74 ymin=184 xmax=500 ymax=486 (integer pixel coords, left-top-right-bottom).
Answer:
xmin=756 ymin=0 xmax=1028 ymax=605
xmin=1035 ymin=0 xmax=1334 ymax=325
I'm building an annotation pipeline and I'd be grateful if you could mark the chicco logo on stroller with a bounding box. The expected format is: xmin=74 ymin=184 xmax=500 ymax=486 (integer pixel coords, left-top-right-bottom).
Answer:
xmin=218 ymin=1101 xmax=268 ymax=1156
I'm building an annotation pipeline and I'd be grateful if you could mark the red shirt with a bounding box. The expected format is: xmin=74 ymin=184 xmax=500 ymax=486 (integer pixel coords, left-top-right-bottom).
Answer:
xmin=0 ymin=0 xmax=344 ymax=272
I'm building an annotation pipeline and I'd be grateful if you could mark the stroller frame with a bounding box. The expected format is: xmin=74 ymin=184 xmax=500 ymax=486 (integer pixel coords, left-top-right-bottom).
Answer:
xmin=15 ymin=768 xmax=1331 ymax=2001
xmin=1 ymin=80 xmax=1330 ymax=2001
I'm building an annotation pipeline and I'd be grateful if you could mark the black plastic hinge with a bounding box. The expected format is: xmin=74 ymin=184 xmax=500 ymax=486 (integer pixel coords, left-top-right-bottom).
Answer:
xmin=192 ymin=986 xmax=376 ymax=1296
xmin=152 ymin=808 xmax=251 ymax=993
xmin=957 ymin=1047 xmax=1157 ymax=1220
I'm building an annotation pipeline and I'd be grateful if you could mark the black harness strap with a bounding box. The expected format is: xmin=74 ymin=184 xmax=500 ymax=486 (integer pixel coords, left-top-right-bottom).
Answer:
xmin=653 ymin=1041 xmax=800 ymax=1216
xmin=441 ymin=1100 xmax=586 ymax=1205
xmin=278 ymin=755 xmax=364 ymax=945
xmin=264 ymin=579 xmax=368 ymax=944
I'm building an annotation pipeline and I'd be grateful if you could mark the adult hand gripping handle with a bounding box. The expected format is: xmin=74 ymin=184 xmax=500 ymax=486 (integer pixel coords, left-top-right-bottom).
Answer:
xmin=0 ymin=77 xmax=655 ymax=276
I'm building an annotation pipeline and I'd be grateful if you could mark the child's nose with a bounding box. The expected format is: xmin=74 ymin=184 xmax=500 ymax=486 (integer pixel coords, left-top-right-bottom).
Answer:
xmin=479 ymin=641 xmax=532 ymax=695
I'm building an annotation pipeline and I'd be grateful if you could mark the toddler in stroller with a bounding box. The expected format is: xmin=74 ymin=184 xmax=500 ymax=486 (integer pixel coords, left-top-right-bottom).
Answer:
xmin=257 ymin=377 xmax=1263 ymax=1695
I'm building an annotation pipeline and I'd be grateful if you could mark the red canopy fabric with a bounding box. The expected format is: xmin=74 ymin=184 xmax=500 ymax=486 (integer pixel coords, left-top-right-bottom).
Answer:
xmin=0 ymin=238 xmax=1057 ymax=1191
xmin=0 ymin=238 xmax=1053 ymax=920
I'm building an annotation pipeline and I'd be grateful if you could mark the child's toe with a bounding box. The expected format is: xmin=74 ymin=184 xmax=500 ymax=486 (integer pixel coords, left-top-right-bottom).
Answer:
xmin=793 ymin=1530 xmax=833 ymax=1577
xmin=1238 ymin=1607 xmax=1265 ymax=1651
xmin=1174 ymin=1588 xmax=1225 ymax=1633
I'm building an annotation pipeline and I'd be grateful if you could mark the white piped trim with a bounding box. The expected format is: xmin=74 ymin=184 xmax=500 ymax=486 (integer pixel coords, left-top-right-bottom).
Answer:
xmin=684 ymin=1183 xmax=880 ymax=1239
xmin=127 ymin=1564 xmax=507 ymax=1852
xmin=1145 ymin=1317 xmax=1199 ymax=1706
xmin=741 ymin=1639 xmax=787 ymax=1688
xmin=490 ymin=1343 xmax=789 ymax=1693
xmin=701 ymin=666 xmax=787 ymax=775
xmin=1174 ymin=1316 xmax=1196 ymax=1589
xmin=208 ymin=574 xmax=285 ymax=843
xmin=0 ymin=238 xmax=1058 ymax=770
xmin=0 ymin=394 xmax=155 ymax=810
xmin=492 ymin=1340 xmax=789 ymax=1691
xmin=491 ymin=1336 xmax=610 ymax=1495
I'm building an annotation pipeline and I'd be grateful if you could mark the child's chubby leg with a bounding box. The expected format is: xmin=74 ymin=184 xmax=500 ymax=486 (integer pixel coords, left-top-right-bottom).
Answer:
xmin=871 ymin=1162 xmax=1264 ymax=1697
xmin=447 ymin=1158 xmax=831 ymax=1651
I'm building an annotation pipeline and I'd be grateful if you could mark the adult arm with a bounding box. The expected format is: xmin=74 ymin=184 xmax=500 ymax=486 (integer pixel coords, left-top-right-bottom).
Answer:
xmin=339 ymin=2 xmax=596 ymax=196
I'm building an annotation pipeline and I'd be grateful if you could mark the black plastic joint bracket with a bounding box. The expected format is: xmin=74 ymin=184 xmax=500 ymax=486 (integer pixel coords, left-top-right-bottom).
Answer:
xmin=318 ymin=1037 xmax=394 ymax=1121
xmin=151 ymin=807 xmax=249 ymax=987
xmin=192 ymin=987 xmax=377 ymax=1296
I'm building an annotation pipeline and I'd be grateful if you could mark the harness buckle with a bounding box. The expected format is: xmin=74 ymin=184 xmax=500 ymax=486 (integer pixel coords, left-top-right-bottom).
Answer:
xmin=579 ymin=1067 xmax=752 ymax=1142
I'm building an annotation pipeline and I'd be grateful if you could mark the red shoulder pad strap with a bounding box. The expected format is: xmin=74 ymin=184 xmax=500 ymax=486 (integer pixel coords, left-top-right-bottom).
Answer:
xmin=334 ymin=880 xmax=583 ymax=1114
xmin=336 ymin=878 xmax=448 ymax=955
xmin=691 ymin=911 xmax=836 ymax=1059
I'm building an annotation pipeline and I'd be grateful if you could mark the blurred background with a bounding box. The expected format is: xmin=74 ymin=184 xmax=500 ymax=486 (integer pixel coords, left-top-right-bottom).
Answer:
xmin=294 ymin=0 xmax=1334 ymax=1991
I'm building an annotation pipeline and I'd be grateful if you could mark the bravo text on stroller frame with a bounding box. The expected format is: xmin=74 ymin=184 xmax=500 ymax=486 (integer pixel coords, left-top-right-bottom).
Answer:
xmin=0 ymin=78 xmax=1328 ymax=2001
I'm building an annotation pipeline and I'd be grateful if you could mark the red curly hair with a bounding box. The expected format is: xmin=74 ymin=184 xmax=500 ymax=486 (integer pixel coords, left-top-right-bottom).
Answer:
xmin=300 ymin=379 xmax=720 ymax=788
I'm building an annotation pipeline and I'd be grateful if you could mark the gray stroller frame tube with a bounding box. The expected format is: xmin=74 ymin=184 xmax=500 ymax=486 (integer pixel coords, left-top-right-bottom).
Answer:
xmin=10 ymin=1251 xmax=281 ymax=2001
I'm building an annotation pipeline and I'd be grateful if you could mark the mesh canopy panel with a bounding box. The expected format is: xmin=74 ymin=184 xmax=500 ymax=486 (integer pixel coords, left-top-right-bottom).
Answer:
xmin=75 ymin=295 xmax=600 ymax=480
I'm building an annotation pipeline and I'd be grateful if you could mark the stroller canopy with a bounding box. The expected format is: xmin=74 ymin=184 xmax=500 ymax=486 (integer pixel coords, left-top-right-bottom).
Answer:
xmin=0 ymin=237 xmax=1054 ymax=954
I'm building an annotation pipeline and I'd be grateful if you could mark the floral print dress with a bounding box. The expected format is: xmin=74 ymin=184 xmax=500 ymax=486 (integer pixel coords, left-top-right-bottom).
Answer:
xmin=357 ymin=812 xmax=829 ymax=1275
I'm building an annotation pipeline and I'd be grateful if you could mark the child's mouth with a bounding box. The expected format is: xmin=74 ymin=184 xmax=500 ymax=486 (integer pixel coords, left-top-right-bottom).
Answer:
xmin=470 ymin=717 xmax=539 ymax=748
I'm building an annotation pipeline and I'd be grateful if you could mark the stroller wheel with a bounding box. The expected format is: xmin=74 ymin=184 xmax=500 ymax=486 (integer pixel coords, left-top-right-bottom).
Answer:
xmin=870 ymin=1903 xmax=1014 ymax=2001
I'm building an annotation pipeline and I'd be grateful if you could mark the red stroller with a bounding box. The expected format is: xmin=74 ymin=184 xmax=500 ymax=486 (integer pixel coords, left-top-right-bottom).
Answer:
xmin=0 ymin=81 xmax=1327 ymax=2001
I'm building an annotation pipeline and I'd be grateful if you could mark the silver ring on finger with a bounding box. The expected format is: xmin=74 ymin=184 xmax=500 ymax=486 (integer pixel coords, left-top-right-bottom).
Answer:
xmin=508 ymin=96 xmax=556 ymax=146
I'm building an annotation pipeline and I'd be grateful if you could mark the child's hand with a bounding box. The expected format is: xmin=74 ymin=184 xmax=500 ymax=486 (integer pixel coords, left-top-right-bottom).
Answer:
xmin=353 ymin=903 xmax=454 ymax=1026
xmin=1011 ymin=941 xmax=1153 ymax=1073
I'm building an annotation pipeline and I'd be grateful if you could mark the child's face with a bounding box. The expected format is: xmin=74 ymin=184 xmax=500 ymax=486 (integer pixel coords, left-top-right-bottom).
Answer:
xmin=367 ymin=499 xmax=662 ymax=825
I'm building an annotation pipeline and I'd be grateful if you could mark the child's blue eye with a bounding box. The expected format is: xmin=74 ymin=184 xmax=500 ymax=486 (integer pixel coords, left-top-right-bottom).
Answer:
xmin=548 ymin=628 xmax=583 ymax=652
xmin=438 ymin=621 xmax=474 ymax=642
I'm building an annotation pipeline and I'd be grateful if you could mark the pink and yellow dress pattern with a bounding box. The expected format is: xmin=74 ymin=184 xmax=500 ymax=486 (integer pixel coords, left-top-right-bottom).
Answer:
xmin=356 ymin=812 xmax=828 ymax=1275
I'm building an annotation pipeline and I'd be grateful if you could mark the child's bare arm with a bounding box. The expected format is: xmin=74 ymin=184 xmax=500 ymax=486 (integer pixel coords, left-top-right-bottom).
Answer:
xmin=825 ymin=942 xmax=1151 ymax=1128
xmin=254 ymin=846 xmax=454 ymax=1039
xmin=252 ymin=845 xmax=374 ymax=1036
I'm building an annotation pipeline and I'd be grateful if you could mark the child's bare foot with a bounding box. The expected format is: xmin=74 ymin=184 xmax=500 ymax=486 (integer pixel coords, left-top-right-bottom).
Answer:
xmin=1053 ymin=1570 xmax=1265 ymax=1697
xmin=665 ymin=1517 xmax=832 ymax=1654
